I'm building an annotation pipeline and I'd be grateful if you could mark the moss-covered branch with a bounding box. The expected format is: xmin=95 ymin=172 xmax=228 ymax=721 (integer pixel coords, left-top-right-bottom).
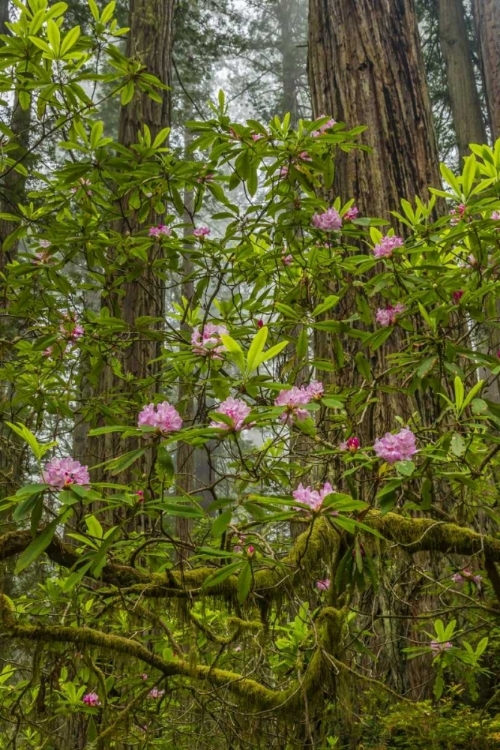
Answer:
xmin=0 ymin=594 xmax=342 ymax=714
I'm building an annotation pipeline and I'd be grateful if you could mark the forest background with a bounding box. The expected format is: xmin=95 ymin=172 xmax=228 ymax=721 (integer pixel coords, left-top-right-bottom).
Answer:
xmin=1 ymin=0 xmax=500 ymax=748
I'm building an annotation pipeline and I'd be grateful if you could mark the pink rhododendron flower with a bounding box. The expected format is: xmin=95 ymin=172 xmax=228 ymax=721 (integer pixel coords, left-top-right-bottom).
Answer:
xmin=275 ymin=387 xmax=310 ymax=423
xmin=280 ymin=166 xmax=289 ymax=178
xmin=191 ymin=323 xmax=228 ymax=358
xmin=69 ymin=324 xmax=84 ymax=341
xmin=292 ymin=482 xmax=336 ymax=512
xmin=193 ymin=226 xmax=210 ymax=238
xmin=316 ymin=579 xmax=330 ymax=591
xmin=39 ymin=239 xmax=51 ymax=248
xmin=452 ymin=290 xmax=464 ymax=303
xmin=282 ymin=253 xmax=293 ymax=266
xmin=311 ymin=207 xmax=342 ymax=231
xmin=376 ymin=303 xmax=406 ymax=326
xmin=251 ymin=133 xmax=264 ymax=141
xmin=467 ymin=254 xmax=478 ymax=267
xmin=43 ymin=457 xmax=90 ymax=489
xmin=247 ymin=545 xmax=255 ymax=555
xmin=373 ymin=428 xmax=417 ymax=464
xmin=148 ymin=688 xmax=165 ymax=699
xmin=344 ymin=206 xmax=359 ymax=220
xmin=136 ymin=490 xmax=145 ymax=503
xmin=452 ymin=569 xmax=482 ymax=585
xmin=43 ymin=346 xmax=53 ymax=358
xmin=82 ymin=692 xmax=101 ymax=707
xmin=149 ymin=225 xmax=171 ymax=238
xmin=33 ymin=251 xmax=51 ymax=264
xmin=210 ymin=397 xmax=251 ymax=431
xmin=373 ymin=235 xmax=403 ymax=258
xmin=257 ymin=319 xmax=264 ymax=329
xmin=430 ymin=641 xmax=453 ymax=654
xmin=492 ymin=210 xmax=500 ymax=220
xmin=138 ymin=401 xmax=183 ymax=433
xmin=299 ymin=151 xmax=312 ymax=161
xmin=141 ymin=673 xmax=148 ymax=680
xmin=340 ymin=436 xmax=360 ymax=452
xmin=449 ymin=203 xmax=466 ymax=225
xmin=312 ymin=116 xmax=336 ymax=136
xmin=306 ymin=380 xmax=324 ymax=399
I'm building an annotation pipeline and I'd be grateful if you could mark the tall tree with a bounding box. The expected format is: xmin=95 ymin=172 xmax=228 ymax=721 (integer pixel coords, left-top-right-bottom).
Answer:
xmin=308 ymin=0 xmax=441 ymax=219
xmin=472 ymin=0 xmax=500 ymax=140
xmin=92 ymin=0 xmax=175 ymax=489
xmin=436 ymin=0 xmax=487 ymax=162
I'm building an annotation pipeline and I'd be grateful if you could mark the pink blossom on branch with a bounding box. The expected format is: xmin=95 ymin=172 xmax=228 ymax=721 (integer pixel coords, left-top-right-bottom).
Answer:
xmin=149 ymin=225 xmax=171 ymax=238
xmin=311 ymin=207 xmax=342 ymax=231
xmin=282 ymin=253 xmax=293 ymax=266
xmin=274 ymin=381 xmax=323 ymax=424
xmin=344 ymin=206 xmax=359 ymax=220
xmin=430 ymin=641 xmax=453 ymax=654
xmin=138 ymin=401 xmax=183 ymax=433
xmin=82 ymin=692 xmax=101 ymax=707
xmin=210 ymin=397 xmax=251 ymax=431
xmin=316 ymin=579 xmax=330 ymax=591
xmin=340 ymin=436 xmax=360 ymax=453
xmin=373 ymin=428 xmax=417 ymax=465
xmin=492 ymin=210 xmax=500 ymax=220
xmin=193 ymin=226 xmax=210 ymax=238
xmin=373 ymin=235 xmax=404 ymax=259
xmin=191 ymin=323 xmax=228 ymax=358
xmin=376 ymin=303 xmax=406 ymax=326
xmin=312 ymin=116 xmax=336 ymax=136
xmin=451 ymin=569 xmax=482 ymax=585
xmin=43 ymin=457 xmax=90 ymax=489
xmin=292 ymin=482 xmax=336 ymax=513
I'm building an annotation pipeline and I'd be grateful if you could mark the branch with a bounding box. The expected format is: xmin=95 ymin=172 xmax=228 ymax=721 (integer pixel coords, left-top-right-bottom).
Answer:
xmin=0 ymin=595 xmax=342 ymax=714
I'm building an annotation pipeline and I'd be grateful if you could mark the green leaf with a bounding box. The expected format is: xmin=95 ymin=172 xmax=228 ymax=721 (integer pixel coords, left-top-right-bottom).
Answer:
xmin=312 ymin=295 xmax=340 ymax=318
xmin=107 ymin=448 xmax=145 ymax=475
xmin=211 ymin=510 xmax=232 ymax=537
xmin=60 ymin=25 xmax=80 ymax=55
xmin=450 ymin=432 xmax=466 ymax=457
xmin=220 ymin=334 xmax=245 ymax=371
xmin=237 ymin=562 xmax=253 ymax=604
xmin=246 ymin=326 xmax=268 ymax=374
xmin=395 ymin=460 xmax=415 ymax=476
xmin=202 ymin=561 xmax=241 ymax=589
xmin=13 ymin=491 xmax=43 ymax=521
xmin=15 ymin=517 xmax=61 ymax=574
xmin=46 ymin=19 xmax=61 ymax=55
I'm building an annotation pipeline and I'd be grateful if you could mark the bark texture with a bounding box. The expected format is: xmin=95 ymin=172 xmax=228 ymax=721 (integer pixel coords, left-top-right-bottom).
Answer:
xmin=437 ymin=0 xmax=487 ymax=161
xmin=308 ymin=0 xmax=441 ymax=219
xmin=91 ymin=0 xmax=175 ymax=489
xmin=472 ymin=0 xmax=500 ymax=140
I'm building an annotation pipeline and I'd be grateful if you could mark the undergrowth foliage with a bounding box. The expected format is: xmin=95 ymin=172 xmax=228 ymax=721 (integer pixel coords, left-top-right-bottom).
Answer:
xmin=2 ymin=0 xmax=500 ymax=747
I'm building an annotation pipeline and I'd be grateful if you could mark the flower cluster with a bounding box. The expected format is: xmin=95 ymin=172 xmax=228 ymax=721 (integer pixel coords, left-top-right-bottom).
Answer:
xmin=373 ymin=428 xmax=417 ymax=464
xmin=292 ymin=482 xmax=336 ymax=512
xmin=138 ymin=401 xmax=183 ymax=433
xmin=193 ymin=226 xmax=210 ymax=238
xmin=43 ymin=457 xmax=90 ymax=489
xmin=148 ymin=688 xmax=165 ymax=699
xmin=274 ymin=381 xmax=324 ymax=424
xmin=376 ymin=303 xmax=405 ymax=326
xmin=430 ymin=641 xmax=453 ymax=654
xmin=340 ymin=436 xmax=360 ymax=452
xmin=210 ymin=397 xmax=251 ymax=431
xmin=492 ymin=210 xmax=500 ymax=220
xmin=373 ymin=235 xmax=403 ymax=258
xmin=312 ymin=116 xmax=336 ymax=136
xmin=344 ymin=206 xmax=359 ymax=220
xmin=191 ymin=323 xmax=228 ymax=358
xmin=452 ymin=290 xmax=464 ymax=303
xmin=449 ymin=203 xmax=466 ymax=225
xmin=311 ymin=207 xmax=342 ymax=231
xmin=82 ymin=692 xmax=101 ymax=707
xmin=316 ymin=579 xmax=330 ymax=591
xmin=149 ymin=224 xmax=171 ymax=238
xmin=451 ymin=569 xmax=482 ymax=585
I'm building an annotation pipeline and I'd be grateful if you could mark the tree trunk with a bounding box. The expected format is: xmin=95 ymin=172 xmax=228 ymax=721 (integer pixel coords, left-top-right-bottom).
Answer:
xmin=437 ymin=0 xmax=487 ymax=162
xmin=308 ymin=0 xmax=441 ymax=218
xmin=276 ymin=0 xmax=301 ymax=125
xmin=308 ymin=0 xmax=443 ymax=697
xmin=472 ymin=0 xmax=500 ymax=141
xmin=92 ymin=0 xmax=175 ymax=493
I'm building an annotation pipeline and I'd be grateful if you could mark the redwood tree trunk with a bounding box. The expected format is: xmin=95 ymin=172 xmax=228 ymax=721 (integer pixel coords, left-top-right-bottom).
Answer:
xmin=308 ymin=0 xmax=441 ymax=219
xmin=92 ymin=0 xmax=175 ymax=491
xmin=437 ymin=0 xmax=487 ymax=161
xmin=472 ymin=0 xmax=500 ymax=141
xmin=307 ymin=0 xmax=443 ymax=698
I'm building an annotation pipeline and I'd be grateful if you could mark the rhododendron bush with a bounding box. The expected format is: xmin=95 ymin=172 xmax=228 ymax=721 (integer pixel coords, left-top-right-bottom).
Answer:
xmin=3 ymin=2 xmax=500 ymax=748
